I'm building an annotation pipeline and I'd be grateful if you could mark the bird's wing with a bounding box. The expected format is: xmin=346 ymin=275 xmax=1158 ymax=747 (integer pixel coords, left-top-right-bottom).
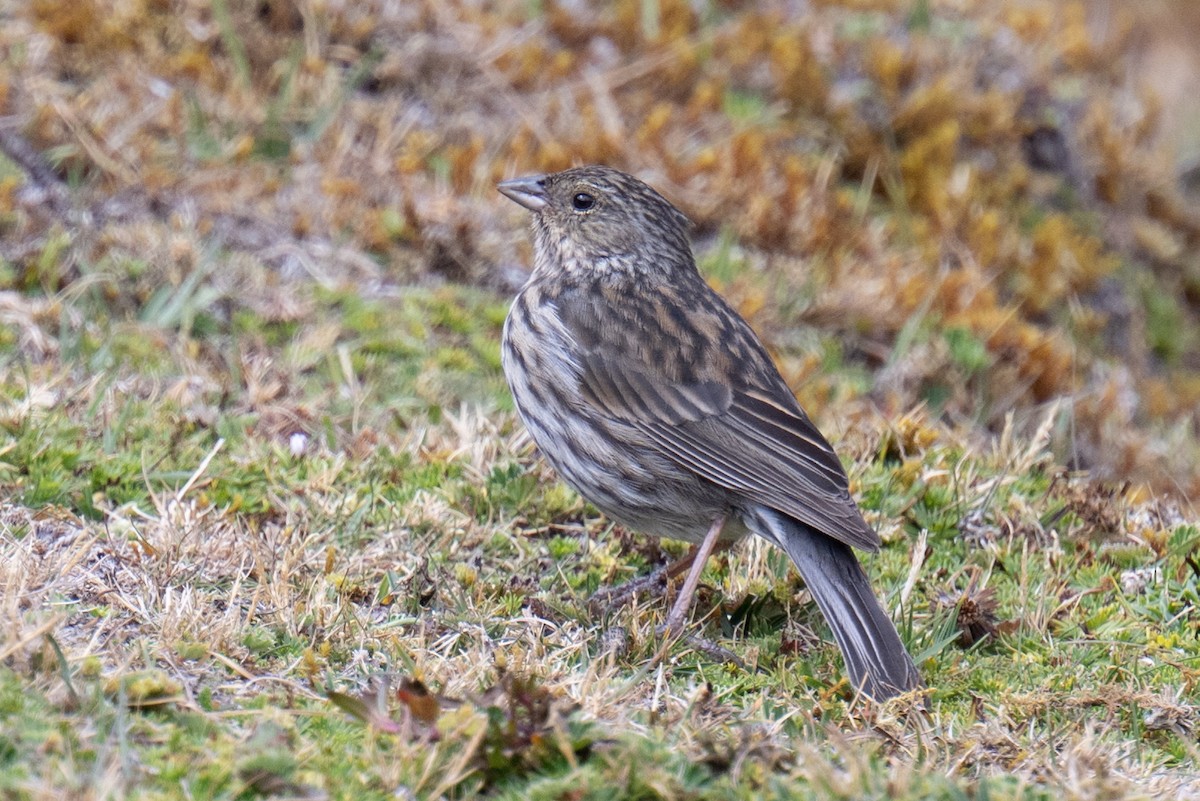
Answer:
xmin=557 ymin=288 xmax=880 ymax=552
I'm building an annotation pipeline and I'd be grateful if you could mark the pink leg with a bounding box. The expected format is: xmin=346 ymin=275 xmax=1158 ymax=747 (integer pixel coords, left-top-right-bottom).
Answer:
xmin=663 ymin=516 xmax=726 ymax=637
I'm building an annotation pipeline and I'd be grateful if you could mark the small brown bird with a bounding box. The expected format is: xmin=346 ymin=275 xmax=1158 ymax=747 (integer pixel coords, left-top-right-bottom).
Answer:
xmin=498 ymin=165 xmax=922 ymax=701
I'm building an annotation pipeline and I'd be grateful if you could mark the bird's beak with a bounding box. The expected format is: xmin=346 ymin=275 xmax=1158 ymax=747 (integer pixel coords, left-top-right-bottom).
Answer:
xmin=497 ymin=175 xmax=548 ymax=212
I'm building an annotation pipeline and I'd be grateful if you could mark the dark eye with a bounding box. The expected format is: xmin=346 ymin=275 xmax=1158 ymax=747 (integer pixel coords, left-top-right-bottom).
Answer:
xmin=572 ymin=192 xmax=595 ymax=211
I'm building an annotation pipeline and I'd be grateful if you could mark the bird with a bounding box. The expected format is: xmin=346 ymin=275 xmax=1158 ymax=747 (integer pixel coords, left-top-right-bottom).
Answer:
xmin=497 ymin=165 xmax=922 ymax=701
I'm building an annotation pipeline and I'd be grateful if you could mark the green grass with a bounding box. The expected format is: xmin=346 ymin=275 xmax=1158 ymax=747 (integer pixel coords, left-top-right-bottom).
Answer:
xmin=1 ymin=234 xmax=1197 ymax=799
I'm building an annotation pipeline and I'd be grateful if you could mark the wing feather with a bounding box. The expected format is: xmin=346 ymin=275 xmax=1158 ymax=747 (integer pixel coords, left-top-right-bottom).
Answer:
xmin=566 ymin=307 xmax=879 ymax=552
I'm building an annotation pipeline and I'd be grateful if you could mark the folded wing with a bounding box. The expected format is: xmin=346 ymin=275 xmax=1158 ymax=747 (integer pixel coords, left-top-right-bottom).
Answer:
xmin=560 ymin=292 xmax=880 ymax=552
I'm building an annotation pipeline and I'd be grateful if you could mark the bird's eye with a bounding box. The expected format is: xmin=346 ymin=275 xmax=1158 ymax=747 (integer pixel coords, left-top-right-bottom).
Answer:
xmin=572 ymin=192 xmax=595 ymax=211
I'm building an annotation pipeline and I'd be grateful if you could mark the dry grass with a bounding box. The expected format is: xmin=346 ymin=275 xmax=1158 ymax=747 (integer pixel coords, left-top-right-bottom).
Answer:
xmin=2 ymin=393 xmax=1198 ymax=797
xmin=1 ymin=0 xmax=1199 ymax=798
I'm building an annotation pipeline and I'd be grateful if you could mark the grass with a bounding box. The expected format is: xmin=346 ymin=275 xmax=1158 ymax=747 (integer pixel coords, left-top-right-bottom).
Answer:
xmin=1 ymin=247 xmax=1197 ymax=799
xmin=3 ymin=0 xmax=1200 ymax=797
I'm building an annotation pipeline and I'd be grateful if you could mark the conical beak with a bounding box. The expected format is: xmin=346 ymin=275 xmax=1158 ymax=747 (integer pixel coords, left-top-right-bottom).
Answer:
xmin=497 ymin=175 xmax=548 ymax=212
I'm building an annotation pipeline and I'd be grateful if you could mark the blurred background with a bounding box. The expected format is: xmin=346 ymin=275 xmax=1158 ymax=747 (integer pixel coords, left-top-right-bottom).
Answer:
xmin=2 ymin=0 xmax=1198 ymax=501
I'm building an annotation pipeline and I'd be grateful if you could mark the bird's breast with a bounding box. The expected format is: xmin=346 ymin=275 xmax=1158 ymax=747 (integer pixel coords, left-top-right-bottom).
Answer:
xmin=501 ymin=288 xmax=728 ymax=542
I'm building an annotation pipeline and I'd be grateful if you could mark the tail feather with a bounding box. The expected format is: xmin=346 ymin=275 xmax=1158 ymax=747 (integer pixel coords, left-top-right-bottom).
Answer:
xmin=752 ymin=508 xmax=922 ymax=700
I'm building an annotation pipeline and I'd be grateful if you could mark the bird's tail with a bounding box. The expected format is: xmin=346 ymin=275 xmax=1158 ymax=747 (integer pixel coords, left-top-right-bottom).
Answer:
xmin=752 ymin=508 xmax=923 ymax=701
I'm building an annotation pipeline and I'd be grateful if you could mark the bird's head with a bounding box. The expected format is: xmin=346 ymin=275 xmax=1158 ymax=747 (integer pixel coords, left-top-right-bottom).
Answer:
xmin=498 ymin=166 xmax=693 ymax=279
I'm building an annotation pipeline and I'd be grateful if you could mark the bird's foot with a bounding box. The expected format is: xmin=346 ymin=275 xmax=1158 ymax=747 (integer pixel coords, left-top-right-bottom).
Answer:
xmin=587 ymin=562 xmax=671 ymax=615
xmin=653 ymin=624 xmax=748 ymax=671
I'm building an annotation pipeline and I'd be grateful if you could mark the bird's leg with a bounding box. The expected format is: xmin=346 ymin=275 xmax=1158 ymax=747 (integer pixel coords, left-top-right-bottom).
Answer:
xmin=663 ymin=515 xmax=726 ymax=637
